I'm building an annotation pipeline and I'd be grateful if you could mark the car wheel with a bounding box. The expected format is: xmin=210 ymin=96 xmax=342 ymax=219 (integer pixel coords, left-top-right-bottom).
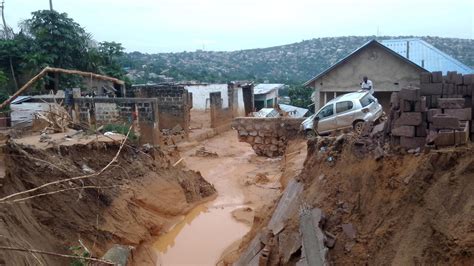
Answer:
xmin=353 ymin=121 xmax=364 ymax=134
xmin=305 ymin=129 xmax=316 ymax=139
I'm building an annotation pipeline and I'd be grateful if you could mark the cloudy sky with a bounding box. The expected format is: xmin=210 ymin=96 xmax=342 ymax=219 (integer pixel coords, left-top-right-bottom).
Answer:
xmin=5 ymin=0 xmax=474 ymax=53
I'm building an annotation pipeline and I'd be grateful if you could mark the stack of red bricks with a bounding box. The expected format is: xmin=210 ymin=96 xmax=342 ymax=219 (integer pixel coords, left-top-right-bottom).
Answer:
xmin=421 ymin=71 xmax=473 ymax=146
xmin=389 ymin=71 xmax=473 ymax=149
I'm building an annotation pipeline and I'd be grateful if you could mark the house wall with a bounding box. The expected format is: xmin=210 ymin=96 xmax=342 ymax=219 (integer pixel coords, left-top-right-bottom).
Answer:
xmin=210 ymin=92 xmax=233 ymax=129
xmin=310 ymin=44 xmax=424 ymax=110
xmin=254 ymin=89 xmax=278 ymax=109
xmin=185 ymin=84 xmax=229 ymax=110
xmin=127 ymin=85 xmax=191 ymax=133
xmin=75 ymin=97 xmax=160 ymax=145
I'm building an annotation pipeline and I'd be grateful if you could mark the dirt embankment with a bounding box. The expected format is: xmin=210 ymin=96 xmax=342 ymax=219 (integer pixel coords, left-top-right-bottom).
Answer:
xmin=0 ymin=139 xmax=215 ymax=265
xmin=299 ymin=138 xmax=474 ymax=265
xmin=231 ymin=134 xmax=474 ymax=265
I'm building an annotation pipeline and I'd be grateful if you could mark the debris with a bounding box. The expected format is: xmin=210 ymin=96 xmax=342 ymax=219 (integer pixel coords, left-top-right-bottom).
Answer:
xmin=104 ymin=132 xmax=119 ymax=136
xmin=374 ymin=146 xmax=384 ymax=161
xmin=299 ymin=206 xmax=328 ymax=266
xmin=172 ymin=158 xmax=184 ymax=167
xmin=342 ymin=223 xmax=357 ymax=240
xmin=81 ymin=164 xmax=95 ymax=174
xmin=255 ymin=173 xmax=270 ymax=184
xmin=170 ymin=124 xmax=184 ymax=135
xmin=35 ymin=103 xmax=72 ymax=133
xmin=194 ymin=147 xmax=218 ymax=158
xmin=39 ymin=133 xmax=51 ymax=143
xmin=344 ymin=241 xmax=355 ymax=252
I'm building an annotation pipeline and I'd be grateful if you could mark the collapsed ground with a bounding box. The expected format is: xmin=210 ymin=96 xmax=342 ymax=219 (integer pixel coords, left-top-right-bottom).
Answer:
xmin=228 ymin=133 xmax=474 ymax=265
xmin=0 ymin=131 xmax=215 ymax=265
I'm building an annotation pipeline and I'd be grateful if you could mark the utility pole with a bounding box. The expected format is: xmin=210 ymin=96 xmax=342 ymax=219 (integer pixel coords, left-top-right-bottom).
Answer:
xmin=49 ymin=0 xmax=53 ymax=11
xmin=1 ymin=0 xmax=19 ymax=90
xmin=1 ymin=1 xmax=9 ymax=39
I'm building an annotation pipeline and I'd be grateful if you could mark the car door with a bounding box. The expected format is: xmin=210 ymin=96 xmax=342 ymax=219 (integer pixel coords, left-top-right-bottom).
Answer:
xmin=315 ymin=103 xmax=336 ymax=134
xmin=335 ymin=100 xmax=356 ymax=129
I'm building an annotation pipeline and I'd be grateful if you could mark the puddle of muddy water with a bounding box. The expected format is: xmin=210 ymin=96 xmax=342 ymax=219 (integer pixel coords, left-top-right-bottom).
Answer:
xmin=154 ymin=202 xmax=249 ymax=265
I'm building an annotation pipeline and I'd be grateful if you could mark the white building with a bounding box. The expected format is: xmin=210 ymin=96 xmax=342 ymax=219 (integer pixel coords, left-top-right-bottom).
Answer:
xmin=254 ymin=84 xmax=284 ymax=110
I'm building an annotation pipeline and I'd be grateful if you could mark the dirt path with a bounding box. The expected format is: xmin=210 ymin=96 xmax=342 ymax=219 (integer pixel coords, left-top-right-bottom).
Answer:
xmin=153 ymin=130 xmax=284 ymax=265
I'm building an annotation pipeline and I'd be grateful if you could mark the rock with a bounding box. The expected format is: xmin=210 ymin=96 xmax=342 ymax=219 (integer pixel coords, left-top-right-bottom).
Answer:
xmin=344 ymin=241 xmax=355 ymax=252
xmin=342 ymin=223 xmax=357 ymax=240
xmin=374 ymin=146 xmax=384 ymax=161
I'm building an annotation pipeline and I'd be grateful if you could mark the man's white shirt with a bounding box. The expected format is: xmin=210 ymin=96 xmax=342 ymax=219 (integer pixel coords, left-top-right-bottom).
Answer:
xmin=361 ymin=80 xmax=374 ymax=94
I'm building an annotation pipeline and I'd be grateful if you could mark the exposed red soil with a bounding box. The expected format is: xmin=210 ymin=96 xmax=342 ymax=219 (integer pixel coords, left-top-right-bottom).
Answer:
xmin=0 ymin=138 xmax=215 ymax=265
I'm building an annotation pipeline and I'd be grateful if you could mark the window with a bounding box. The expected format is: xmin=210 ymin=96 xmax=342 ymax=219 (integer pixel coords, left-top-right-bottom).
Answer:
xmin=317 ymin=104 xmax=334 ymax=119
xmin=360 ymin=94 xmax=375 ymax=107
xmin=336 ymin=101 xmax=354 ymax=113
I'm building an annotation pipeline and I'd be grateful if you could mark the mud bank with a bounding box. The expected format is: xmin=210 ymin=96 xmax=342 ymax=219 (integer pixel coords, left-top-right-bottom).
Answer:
xmin=232 ymin=134 xmax=474 ymax=265
xmin=0 ymin=137 xmax=215 ymax=265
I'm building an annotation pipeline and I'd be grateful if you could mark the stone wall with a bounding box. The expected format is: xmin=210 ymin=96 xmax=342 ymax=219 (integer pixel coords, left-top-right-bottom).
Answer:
xmin=127 ymin=84 xmax=191 ymax=133
xmin=232 ymin=117 xmax=305 ymax=157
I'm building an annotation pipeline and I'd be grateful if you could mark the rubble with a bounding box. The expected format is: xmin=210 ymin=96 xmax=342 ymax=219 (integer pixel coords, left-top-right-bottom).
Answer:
xmin=193 ymin=146 xmax=218 ymax=158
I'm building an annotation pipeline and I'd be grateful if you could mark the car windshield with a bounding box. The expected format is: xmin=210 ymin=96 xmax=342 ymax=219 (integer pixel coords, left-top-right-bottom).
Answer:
xmin=360 ymin=93 xmax=375 ymax=107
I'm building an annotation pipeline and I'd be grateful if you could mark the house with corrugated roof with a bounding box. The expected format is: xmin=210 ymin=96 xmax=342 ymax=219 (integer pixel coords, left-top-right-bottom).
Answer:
xmin=254 ymin=84 xmax=284 ymax=110
xmin=304 ymin=38 xmax=473 ymax=112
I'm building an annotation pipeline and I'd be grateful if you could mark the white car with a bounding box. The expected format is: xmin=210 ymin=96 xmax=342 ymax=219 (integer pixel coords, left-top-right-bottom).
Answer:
xmin=301 ymin=91 xmax=383 ymax=136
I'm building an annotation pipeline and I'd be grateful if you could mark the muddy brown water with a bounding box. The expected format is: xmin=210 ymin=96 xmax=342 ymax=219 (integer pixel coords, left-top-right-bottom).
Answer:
xmin=153 ymin=131 xmax=282 ymax=265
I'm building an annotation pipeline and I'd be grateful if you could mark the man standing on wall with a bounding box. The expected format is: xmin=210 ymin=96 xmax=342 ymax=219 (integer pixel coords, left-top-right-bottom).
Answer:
xmin=360 ymin=76 xmax=374 ymax=94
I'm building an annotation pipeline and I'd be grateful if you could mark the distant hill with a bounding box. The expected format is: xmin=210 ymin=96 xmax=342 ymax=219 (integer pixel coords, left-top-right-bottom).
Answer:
xmin=120 ymin=36 xmax=474 ymax=85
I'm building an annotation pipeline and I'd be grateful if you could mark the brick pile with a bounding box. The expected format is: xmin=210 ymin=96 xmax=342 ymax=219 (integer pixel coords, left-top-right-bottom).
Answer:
xmin=389 ymin=86 xmax=427 ymax=149
xmin=389 ymin=71 xmax=473 ymax=149
xmin=421 ymin=71 xmax=473 ymax=146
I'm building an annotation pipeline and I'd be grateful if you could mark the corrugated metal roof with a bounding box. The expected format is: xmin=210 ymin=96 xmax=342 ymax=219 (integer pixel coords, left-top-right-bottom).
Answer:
xmin=253 ymin=108 xmax=280 ymax=118
xmin=11 ymin=96 xmax=32 ymax=104
xmin=279 ymin=104 xmax=310 ymax=118
xmin=303 ymin=40 xmax=427 ymax=86
xmin=381 ymin=38 xmax=473 ymax=75
xmin=254 ymin=84 xmax=284 ymax=95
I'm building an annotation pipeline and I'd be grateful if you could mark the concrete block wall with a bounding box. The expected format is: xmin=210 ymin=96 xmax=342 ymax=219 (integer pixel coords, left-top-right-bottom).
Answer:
xmin=389 ymin=71 xmax=473 ymax=149
xmin=128 ymin=84 xmax=191 ymax=133
xmin=74 ymin=97 xmax=160 ymax=145
xmin=232 ymin=117 xmax=305 ymax=157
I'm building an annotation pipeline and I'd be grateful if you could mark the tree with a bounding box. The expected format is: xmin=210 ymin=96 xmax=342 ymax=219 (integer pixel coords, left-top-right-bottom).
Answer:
xmin=0 ymin=70 xmax=7 ymax=88
xmin=22 ymin=10 xmax=91 ymax=70
xmin=20 ymin=10 xmax=93 ymax=90
xmin=289 ymin=85 xmax=313 ymax=108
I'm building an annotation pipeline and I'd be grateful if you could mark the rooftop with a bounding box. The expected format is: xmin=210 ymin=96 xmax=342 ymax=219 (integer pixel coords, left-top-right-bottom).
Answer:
xmin=381 ymin=38 xmax=473 ymax=75
xmin=254 ymin=84 xmax=285 ymax=95
xmin=279 ymin=104 xmax=310 ymax=118
xmin=303 ymin=40 xmax=426 ymax=86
